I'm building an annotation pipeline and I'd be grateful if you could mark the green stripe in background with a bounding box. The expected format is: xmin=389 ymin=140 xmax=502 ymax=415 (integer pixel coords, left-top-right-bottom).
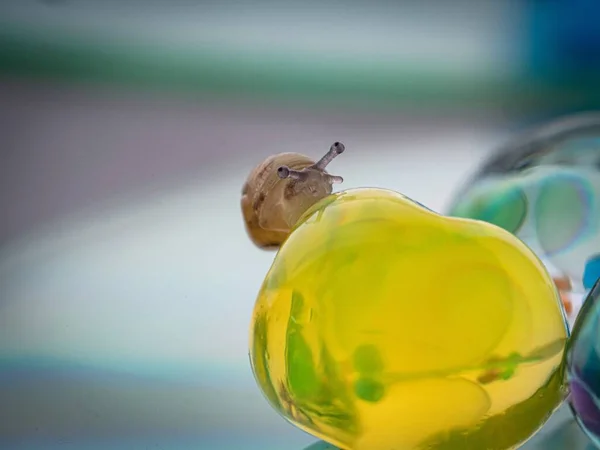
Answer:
xmin=1 ymin=1 xmax=600 ymax=113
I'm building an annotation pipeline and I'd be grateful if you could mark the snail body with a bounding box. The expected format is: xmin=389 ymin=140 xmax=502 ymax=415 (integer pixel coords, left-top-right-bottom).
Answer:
xmin=241 ymin=142 xmax=345 ymax=249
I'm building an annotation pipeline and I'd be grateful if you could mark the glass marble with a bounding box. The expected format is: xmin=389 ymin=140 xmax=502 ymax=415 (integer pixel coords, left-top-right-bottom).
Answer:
xmin=249 ymin=188 xmax=569 ymax=450
xmin=447 ymin=114 xmax=600 ymax=322
xmin=566 ymin=278 xmax=600 ymax=448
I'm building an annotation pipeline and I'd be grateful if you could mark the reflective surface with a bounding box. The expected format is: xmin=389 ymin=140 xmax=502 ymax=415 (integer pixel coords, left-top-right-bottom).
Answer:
xmin=250 ymin=188 xmax=568 ymax=450
xmin=303 ymin=405 xmax=594 ymax=450
xmin=447 ymin=113 xmax=600 ymax=324
xmin=567 ymin=279 xmax=600 ymax=448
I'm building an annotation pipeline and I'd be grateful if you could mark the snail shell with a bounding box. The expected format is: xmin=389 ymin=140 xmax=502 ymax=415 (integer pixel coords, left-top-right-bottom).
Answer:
xmin=241 ymin=143 xmax=345 ymax=249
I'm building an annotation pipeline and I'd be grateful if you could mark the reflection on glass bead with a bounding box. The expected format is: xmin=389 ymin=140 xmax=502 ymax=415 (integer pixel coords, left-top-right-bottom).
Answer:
xmin=584 ymin=255 xmax=600 ymax=290
xmin=249 ymin=188 xmax=568 ymax=450
xmin=566 ymin=279 xmax=600 ymax=448
xmin=447 ymin=114 xmax=600 ymax=321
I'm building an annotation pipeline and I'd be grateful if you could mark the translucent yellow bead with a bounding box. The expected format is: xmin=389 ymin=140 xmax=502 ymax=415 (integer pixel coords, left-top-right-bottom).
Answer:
xmin=249 ymin=188 xmax=569 ymax=450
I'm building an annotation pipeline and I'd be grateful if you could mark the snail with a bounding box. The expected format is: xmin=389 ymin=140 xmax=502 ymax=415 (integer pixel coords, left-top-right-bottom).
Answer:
xmin=241 ymin=141 xmax=346 ymax=249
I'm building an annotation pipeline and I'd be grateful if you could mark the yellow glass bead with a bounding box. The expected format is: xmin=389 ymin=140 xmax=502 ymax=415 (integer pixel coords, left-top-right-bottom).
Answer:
xmin=249 ymin=188 xmax=569 ymax=450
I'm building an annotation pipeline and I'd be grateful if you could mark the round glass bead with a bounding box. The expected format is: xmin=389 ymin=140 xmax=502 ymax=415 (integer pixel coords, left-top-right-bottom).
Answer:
xmin=250 ymin=188 xmax=569 ymax=450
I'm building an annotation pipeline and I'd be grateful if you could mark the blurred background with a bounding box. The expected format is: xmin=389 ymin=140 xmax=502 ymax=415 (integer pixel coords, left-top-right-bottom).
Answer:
xmin=1 ymin=1 xmax=599 ymax=449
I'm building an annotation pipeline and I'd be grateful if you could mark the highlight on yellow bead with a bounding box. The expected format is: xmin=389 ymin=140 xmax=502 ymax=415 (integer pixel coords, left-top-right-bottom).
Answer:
xmin=249 ymin=188 xmax=569 ymax=450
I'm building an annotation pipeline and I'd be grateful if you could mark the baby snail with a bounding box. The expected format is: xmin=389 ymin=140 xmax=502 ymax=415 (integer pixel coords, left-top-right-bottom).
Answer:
xmin=241 ymin=141 xmax=346 ymax=249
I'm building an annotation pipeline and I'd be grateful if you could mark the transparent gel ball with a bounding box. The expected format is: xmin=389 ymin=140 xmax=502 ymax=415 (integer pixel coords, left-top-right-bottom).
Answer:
xmin=447 ymin=114 xmax=600 ymax=321
xmin=249 ymin=188 xmax=568 ymax=450
xmin=566 ymin=279 xmax=600 ymax=448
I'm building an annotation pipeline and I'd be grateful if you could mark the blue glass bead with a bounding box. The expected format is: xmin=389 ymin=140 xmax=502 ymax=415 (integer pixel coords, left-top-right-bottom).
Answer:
xmin=566 ymin=278 xmax=600 ymax=447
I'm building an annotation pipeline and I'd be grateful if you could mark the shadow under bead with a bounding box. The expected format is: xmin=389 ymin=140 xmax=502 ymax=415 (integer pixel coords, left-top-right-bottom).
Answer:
xmin=241 ymin=142 xmax=345 ymax=249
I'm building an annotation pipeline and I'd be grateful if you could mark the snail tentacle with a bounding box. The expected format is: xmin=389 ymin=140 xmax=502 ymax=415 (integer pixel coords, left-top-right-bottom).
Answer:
xmin=277 ymin=166 xmax=309 ymax=181
xmin=313 ymin=141 xmax=345 ymax=171
xmin=327 ymin=174 xmax=344 ymax=184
